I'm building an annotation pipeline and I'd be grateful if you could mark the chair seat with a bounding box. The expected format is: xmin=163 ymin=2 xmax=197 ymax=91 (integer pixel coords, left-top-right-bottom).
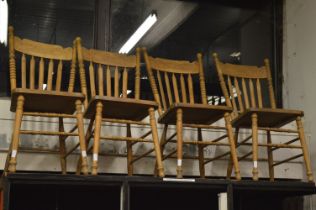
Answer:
xmin=232 ymin=108 xmax=304 ymax=128
xmin=84 ymin=96 xmax=158 ymax=120
xmin=11 ymin=88 xmax=85 ymax=114
xmin=158 ymin=103 xmax=232 ymax=125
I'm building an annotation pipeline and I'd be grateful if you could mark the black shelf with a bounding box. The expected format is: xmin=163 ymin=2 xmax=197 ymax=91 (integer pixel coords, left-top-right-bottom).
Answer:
xmin=3 ymin=173 xmax=316 ymax=210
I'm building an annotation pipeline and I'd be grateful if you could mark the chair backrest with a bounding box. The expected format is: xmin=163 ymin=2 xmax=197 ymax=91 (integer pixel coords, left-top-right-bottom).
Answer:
xmin=8 ymin=26 xmax=77 ymax=93
xmin=143 ymin=48 xmax=207 ymax=116
xmin=76 ymin=38 xmax=141 ymax=109
xmin=213 ymin=53 xmax=276 ymax=118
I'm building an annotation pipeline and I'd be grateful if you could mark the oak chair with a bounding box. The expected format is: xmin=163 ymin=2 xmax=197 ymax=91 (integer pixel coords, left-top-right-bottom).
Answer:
xmin=5 ymin=26 xmax=89 ymax=175
xmin=143 ymin=49 xmax=241 ymax=179
xmin=76 ymin=38 xmax=164 ymax=177
xmin=213 ymin=53 xmax=314 ymax=182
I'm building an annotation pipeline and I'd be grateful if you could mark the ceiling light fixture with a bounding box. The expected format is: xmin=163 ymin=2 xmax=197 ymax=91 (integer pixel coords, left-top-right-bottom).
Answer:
xmin=119 ymin=13 xmax=157 ymax=54
xmin=0 ymin=0 xmax=8 ymax=46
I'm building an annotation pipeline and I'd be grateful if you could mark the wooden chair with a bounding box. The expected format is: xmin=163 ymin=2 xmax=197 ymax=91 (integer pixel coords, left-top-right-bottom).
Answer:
xmin=213 ymin=53 xmax=314 ymax=182
xmin=5 ymin=26 xmax=89 ymax=175
xmin=75 ymin=38 xmax=164 ymax=177
xmin=143 ymin=49 xmax=241 ymax=179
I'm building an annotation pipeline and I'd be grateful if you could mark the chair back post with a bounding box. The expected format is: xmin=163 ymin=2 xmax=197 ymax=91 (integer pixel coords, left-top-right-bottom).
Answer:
xmin=197 ymin=53 xmax=207 ymax=105
xmin=264 ymin=59 xmax=276 ymax=109
xmin=8 ymin=26 xmax=17 ymax=91
xmin=142 ymin=48 xmax=163 ymax=115
xmin=213 ymin=53 xmax=233 ymax=108
xmin=134 ymin=48 xmax=141 ymax=100
xmin=68 ymin=40 xmax=77 ymax=93
xmin=76 ymin=37 xmax=89 ymax=109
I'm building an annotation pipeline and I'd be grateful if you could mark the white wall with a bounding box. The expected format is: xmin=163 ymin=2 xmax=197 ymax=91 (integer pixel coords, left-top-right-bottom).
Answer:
xmin=283 ymin=0 xmax=316 ymax=208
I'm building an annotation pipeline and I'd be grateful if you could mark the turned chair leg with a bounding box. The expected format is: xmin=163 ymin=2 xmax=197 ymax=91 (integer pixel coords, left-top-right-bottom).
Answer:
xmin=226 ymin=127 xmax=239 ymax=180
xmin=251 ymin=113 xmax=259 ymax=181
xmin=8 ymin=95 xmax=24 ymax=173
xmin=92 ymin=102 xmax=103 ymax=175
xmin=224 ymin=113 xmax=241 ymax=180
xmin=154 ymin=124 xmax=168 ymax=177
xmin=149 ymin=107 xmax=164 ymax=177
xmin=76 ymin=100 xmax=89 ymax=175
xmin=58 ymin=117 xmax=67 ymax=175
xmin=76 ymin=116 xmax=95 ymax=175
xmin=176 ymin=108 xmax=183 ymax=178
xmin=266 ymin=130 xmax=274 ymax=181
xmin=126 ymin=124 xmax=133 ymax=176
xmin=296 ymin=117 xmax=314 ymax=182
xmin=197 ymin=128 xmax=205 ymax=178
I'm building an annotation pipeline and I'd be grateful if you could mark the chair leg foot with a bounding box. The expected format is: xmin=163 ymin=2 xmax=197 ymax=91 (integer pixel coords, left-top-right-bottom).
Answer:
xmin=176 ymin=165 xmax=183 ymax=179
xmin=252 ymin=168 xmax=259 ymax=181
xmin=92 ymin=161 xmax=98 ymax=175
xmin=81 ymin=157 xmax=89 ymax=175
xmin=8 ymin=159 xmax=17 ymax=173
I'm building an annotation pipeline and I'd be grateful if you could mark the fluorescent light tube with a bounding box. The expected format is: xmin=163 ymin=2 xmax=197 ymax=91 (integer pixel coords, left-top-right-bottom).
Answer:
xmin=0 ymin=0 xmax=8 ymax=45
xmin=119 ymin=13 xmax=157 ymax=54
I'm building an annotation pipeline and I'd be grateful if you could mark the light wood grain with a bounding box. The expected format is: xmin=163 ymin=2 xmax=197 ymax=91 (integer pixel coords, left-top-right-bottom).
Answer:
xmin=214 ymin=53 xmax=314 ymax=182
xmin=188 ymin=74 xmax=194 ymax=104
xmin=106 ymin=65 xmax=111 ymax=97
xmin=114 ymin=66 xmax=119 ymax=97
xmin=21 ymin=54 xmax=26 ymax=88
xmin=47 ymin=59 xmax=54 ymax=91
xmin=77 ymin=43 xmax=163 ymax=177
xmin=89 ymin=62 xmax=96 ymax=97
xmin=98 ymin=64 xmax=104 ymax=96
xmin=14 ymin=36 xmax=72 ymax=60
xmin=55 ymin=60 xmax=63 ymax=92
xmin=180 ymin=74 xmax=187 ymax=103
xmin=122 ymin=67 xmax=128 ymax=98
xmin=30 ymin=56 xmax=35 ymax=90
xmin=147 ymin=56 xmax=199 ymax=74
xmin=82 ymin=47 xmax=136 ymax=67
xmin=144 ymin=50 xmax=240 ymax=179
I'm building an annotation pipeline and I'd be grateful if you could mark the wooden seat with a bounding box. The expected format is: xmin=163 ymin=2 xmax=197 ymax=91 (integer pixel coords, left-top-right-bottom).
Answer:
xmin=76 ymin=39 xmax=164 ymax=177
xmin=144 ymin=49 xmax=241 ymax=179
xmin=233 ymin=108 xmax=304 ymax=128
xmin=4 ymin=26 xmax=89 ymax=176
xmin=213 ymin=53 xmax=313 ymax=182
xmin=84 ymin=96 xmax=158 ymax=120
xmin=158 ymin=103 xmax=232 ymax=124
xmin=11 ymin=88 xmax=85 ymax=114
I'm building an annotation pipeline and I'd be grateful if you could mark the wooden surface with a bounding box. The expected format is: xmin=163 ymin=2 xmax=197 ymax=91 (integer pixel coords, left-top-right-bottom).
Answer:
xmin=158 ymin=103 xmax=232 ymax=124
xmin=213 ymin=53 xmax=313 ymax=182
xmin=82 ymin=47 xmax=136 ymax=68
xmin=232 ymin=108 xmax=304 ymax=128
xmin=14 ymin=36 xmax=72 ymax=60
xmin=10 ymin=88 xmax=85 ymax=114
xmin=144 ymin=49 xmax=239 ymax=179
xmin=77 ymin=42 xmax=163 ymax=177
xmin=84 ymin=96 xmax=158 ymax=120
xmin=6 ymin=27 xmax=89 ymax=176
xmin=146 ymin=56 xmax=199 ymax=74
xmin=213 ymin=53 xmax=276 ymax=118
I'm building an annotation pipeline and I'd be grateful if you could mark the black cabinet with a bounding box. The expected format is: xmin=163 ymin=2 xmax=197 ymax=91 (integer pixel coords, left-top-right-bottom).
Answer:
xmin=3 ymin=174 xmax=315 ymax=210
